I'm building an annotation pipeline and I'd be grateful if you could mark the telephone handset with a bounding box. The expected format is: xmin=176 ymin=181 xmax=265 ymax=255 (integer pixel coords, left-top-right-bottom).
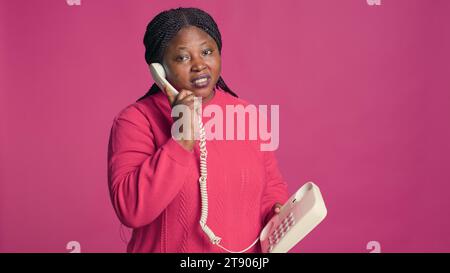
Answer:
xmin=150 ymin=63 xmax=328 ymax=253
xmin=149 ymin=63 xmax=179 ymax=97
xmin=150 ymin=62 xmax=225 ymax=248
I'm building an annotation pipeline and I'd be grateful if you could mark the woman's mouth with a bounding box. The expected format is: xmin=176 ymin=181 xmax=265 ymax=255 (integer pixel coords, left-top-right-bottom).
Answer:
xmin=191 ymin=75 xmax=211 ymax=89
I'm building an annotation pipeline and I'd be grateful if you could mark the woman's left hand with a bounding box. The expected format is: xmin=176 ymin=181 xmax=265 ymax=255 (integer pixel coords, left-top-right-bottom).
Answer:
xmin=273 ymin=203 xmax=282 ymax=214
xmin=264 ymin=202 xmax=283 ymax=225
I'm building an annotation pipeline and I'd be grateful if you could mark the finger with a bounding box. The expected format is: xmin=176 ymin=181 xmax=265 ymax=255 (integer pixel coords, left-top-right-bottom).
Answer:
xmin=273 ymin=203 xmax=282 ymax=214
xmin=177 ymin=94 xmax=196 ymax=106
xmin=176 ymin=89 xmax=193 ymax=101
xmin=163 ymin=85 xmax=177 ymax=105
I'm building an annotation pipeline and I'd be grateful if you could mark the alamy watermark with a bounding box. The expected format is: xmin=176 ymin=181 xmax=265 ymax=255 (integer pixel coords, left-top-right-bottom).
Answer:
xmin=366 ymin=0 xmax=381 ymax=6
xmin=171 ymin=97 xmax=279 ymax=151
xmin=66 ymin=241 xmax=81 ymax=253
xmin=366 ymin=241 xmax=381 ymax=253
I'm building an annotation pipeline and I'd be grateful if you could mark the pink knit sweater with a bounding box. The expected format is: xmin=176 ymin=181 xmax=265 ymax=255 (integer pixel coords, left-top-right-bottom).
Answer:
xmin=107 ymin=89 xmax=289 ymax=253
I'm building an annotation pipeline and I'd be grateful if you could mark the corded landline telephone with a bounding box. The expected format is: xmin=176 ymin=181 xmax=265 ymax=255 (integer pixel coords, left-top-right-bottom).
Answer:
xmin=149 ymin=63 xmax=328 ymax=253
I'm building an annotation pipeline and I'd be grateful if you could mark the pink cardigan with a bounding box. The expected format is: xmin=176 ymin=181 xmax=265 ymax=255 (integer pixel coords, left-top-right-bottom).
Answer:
xmin=107 ymin=89 xmax=289 ymax=253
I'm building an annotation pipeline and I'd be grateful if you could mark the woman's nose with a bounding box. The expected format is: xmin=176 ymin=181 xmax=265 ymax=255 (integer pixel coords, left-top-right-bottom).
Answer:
xmin=191 ymin=58 xmax=206 ymax=72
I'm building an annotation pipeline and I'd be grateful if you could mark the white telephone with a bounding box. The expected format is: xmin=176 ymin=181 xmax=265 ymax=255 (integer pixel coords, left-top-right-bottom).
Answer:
xmin=150 ymin=63 xmax=328 ymax=253
xmin=150 ymin=63 xmax=180 ymax=97
xmin=259 ymin=182 xmax=327 ymax=253
xmin=150 ymin=63 xmax=223 ymax=248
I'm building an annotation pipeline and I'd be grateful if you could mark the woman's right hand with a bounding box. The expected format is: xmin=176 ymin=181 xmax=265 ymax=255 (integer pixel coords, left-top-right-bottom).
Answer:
xmin=163 ymin=86 xmax=196 ymax=151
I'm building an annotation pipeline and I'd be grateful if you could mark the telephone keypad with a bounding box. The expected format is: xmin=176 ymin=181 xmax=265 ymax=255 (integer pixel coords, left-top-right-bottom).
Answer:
xmin=267 ymin=212 xmax=296 ymax=252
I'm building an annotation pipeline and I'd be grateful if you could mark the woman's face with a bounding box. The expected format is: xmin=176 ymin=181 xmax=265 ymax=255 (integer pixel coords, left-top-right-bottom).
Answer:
xmin=162 ymin=26 xmax=221 ymax=102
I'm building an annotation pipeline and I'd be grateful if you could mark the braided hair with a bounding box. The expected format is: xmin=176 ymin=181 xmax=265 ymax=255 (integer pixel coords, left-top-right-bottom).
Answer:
xmin=137 ymin=7 xmax=237 ymax=102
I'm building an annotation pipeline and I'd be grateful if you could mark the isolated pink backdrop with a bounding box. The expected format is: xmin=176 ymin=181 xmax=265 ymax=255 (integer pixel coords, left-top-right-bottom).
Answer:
xmin=1 ymin=0 xmax=449 ymax=253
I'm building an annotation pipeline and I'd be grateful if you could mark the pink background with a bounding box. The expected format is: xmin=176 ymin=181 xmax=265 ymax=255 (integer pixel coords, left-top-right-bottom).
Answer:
xmin=1 ymin=0 xmax=450 ymax=253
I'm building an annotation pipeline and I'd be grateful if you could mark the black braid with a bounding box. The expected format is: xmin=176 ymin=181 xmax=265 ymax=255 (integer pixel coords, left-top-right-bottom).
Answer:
xmin=137 ymin=7 xmax=237 ymax=102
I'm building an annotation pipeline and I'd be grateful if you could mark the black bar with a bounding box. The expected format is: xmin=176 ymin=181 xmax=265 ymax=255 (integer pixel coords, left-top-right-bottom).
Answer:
xmin=0 ymin=253 xmax=448 ymax=272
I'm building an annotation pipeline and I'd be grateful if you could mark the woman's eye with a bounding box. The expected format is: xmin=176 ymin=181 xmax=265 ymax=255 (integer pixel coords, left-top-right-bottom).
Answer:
xmin=203 ymin=49 xmax=213 ymax=55
xmin=176 ymin=55 xmax=190 ymax=62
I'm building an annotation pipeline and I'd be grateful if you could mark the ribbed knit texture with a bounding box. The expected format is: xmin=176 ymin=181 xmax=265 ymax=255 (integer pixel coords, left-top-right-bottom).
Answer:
xmin=107 ymin=89 xmax=289 ymax=253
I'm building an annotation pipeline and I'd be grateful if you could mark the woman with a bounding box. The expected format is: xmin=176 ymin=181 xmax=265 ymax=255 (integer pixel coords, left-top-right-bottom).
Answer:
xmin=107 ymin=7 xmax=288 ymax=253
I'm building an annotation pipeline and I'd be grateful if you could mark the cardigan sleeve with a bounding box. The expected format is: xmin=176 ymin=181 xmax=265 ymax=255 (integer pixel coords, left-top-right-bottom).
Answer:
xmin=107 ymin=105 xmax=196 ymax=228
xmin=260 ymin=150 xmax=290 ymax=226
